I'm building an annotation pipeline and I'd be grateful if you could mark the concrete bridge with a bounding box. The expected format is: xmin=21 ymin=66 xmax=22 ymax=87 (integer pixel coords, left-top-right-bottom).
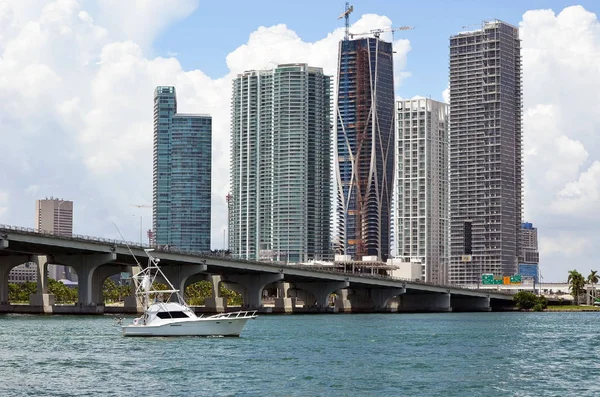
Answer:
xmin=0 ymin=225 xmax=514 ymax=314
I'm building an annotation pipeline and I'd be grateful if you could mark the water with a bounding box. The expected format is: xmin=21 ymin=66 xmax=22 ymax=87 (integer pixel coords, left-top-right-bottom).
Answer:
xmin=1 ymin=312 xmax=599 ymax=396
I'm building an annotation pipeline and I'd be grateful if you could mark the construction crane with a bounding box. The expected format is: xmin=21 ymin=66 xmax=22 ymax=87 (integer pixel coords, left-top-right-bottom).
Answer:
xmin=338 ymin=2 xmax=353 ymax=41
xmin=349 ymin=26 xmax=415 ymax=40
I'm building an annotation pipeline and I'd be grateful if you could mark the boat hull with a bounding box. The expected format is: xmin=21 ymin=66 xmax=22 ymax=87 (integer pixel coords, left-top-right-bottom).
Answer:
xmin=122 ymin=316 xmax=253 ymax=337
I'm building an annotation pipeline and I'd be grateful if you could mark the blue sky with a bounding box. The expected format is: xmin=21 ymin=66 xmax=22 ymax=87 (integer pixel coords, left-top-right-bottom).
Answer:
xmin=153 ymin=0 xmax=599 ymax=102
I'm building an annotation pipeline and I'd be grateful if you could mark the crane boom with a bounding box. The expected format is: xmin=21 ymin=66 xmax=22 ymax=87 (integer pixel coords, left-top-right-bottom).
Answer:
xmin=349 ymin=26 xmax=414 ymax=40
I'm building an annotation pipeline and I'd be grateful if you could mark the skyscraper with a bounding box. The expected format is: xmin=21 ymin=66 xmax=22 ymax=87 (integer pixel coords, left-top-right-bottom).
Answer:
xmin=448 ymin=21 xmax=522 ymax=284
xmin=35 ymin=197 xmax=75 ymax=280
xmin=335 ymin=37 xmax=395 ymax=261
xmin=230 ymin=63 xmax=331 ymax=262
xmin=395 ymin=98 xmax=449 ymax=283
xmin=153 ymin=86 xmax=212 ymax=252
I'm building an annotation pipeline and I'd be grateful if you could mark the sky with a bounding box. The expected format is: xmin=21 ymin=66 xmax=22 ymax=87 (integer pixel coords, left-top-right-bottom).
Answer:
xmin=0 ymin=0 xmax=599 ymax=282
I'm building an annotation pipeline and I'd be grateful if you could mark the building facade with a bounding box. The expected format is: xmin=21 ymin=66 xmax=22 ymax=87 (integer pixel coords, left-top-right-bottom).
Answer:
xmin=8 ymin=263 xmax=38 ymax=284
xmin=230 ymin=64 xmax=332 ymax=263
xmin=36 ymin=198 xmax=73 ymax=236
xmin=519 ymin=222 xmax=539 ymax=264
xmin=33 ymin=198 xmax=76 ymax=281
xmin=518 ymin=222 xmax=539 ymax=283
xmin=153 ymin=86 xmax=212 ymax=252
xmin=395 ymin=98 xmax=449 ymax=283
xmin=335 ymin=37 xmax=395 ymax=261
xmin=448 ymin=21 xmax=522 ymax=284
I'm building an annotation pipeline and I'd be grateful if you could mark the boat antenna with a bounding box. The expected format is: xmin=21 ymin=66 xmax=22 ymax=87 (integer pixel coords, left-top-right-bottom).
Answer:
xmin=112 ymin=221 xmax=141 ymax=267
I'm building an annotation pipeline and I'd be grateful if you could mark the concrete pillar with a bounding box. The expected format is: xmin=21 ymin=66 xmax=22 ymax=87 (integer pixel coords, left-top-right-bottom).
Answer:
xmin=296 ymin=281 xmax=349 ymax=311
xmin=370 ymin=288 xmax=406 ymax=312
xmin=274 ymin=282 xmax=294 ymax=313
xmin=224 ymin=273 xmax=283 ymax=310
xmin=29 ymin=255 xmax=54 ymax=313
xmin=334 ymin=288 xmax=405 ymax=313
xmin=204 ymin=275 xmax=226 ymax=313
xmin=123 ymin=265 xmax=142 ymax=313
xmin=90 ymin=264 xmax=131 ymax=304
xmin=53 ymin=253 xmax=117 ymax=307
xmin=160 ymin=264 xmax=207 ymax=296
xmin=451 ymin=295 xmax=491 ymax=312
xmin=399 ymin=292 xmax=452 ymax=312
xmin=0 ymin=255 xmax=30 ymax=305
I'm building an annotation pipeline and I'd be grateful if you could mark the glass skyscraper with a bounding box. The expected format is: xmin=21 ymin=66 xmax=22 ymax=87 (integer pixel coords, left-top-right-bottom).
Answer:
xmin=153 ymin=86 xmax=212 ymax=252
xmin=230 ymin=64 xmax=332 ymax=263
xmin=335 ymin=37 xmax=395 ymax=261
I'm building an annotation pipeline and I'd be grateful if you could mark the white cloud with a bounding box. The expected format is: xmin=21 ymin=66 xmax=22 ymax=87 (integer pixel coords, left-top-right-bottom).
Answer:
xmin=441 ymin=87 xmax=449 ymax=104
xmin=0 ymin=191 xmax=8 ymax=219
xmin=551 ymin=161 xmax=600 ymax=215
xmin=540 ymin=234 xmax=591 ymax=256
xmin=1 ymin=1 xmax=598 ymax=282
xmin=95 ymin=0 xmax=199 ymax=49
xmin=0 ymin=1 xmax=411 ymax=250
xmin=521 ymin=5 xmax=600 ymax=280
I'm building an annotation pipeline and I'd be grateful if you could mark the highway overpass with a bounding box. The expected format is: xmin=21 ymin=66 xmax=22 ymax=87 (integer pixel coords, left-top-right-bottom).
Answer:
xmin=0 ymin=225 xmax=514 ymax=314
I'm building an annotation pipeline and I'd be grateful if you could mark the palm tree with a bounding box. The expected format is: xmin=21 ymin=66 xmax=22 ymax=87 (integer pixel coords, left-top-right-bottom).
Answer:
xmin=588 ymin=270 xmax=598 ymax=303
xmin=568 ymin=270 xmax=586 ymax=305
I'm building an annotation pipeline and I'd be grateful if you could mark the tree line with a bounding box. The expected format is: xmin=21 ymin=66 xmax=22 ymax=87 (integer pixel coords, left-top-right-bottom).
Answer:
xmin=514 ymin=269 xmax=598 ymax=310
xmin=8 ymin=279 xmax=243 ymax=306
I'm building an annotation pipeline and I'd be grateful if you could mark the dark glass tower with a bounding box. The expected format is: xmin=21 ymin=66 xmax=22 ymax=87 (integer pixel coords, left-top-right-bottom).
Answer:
xmin=335 ymin=37 xmax=395 ymax=260
xmin=153 ymin=86 xmax=212 ymax=252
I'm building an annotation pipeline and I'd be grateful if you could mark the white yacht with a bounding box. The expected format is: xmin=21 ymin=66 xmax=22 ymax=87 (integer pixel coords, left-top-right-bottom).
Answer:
xmin=122 ymin=250 xmax=257 ymax=337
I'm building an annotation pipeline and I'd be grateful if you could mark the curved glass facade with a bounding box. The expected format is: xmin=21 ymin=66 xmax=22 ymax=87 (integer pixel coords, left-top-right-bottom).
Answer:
xmin=335 ymin=38 xmax=395 ymax=260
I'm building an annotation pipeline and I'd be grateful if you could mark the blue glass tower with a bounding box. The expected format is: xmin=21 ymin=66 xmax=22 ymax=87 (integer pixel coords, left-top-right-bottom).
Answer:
xmin=335 ymin=37 xmax=395 ymax=260
xmin=153 ymin=86 xmax=212 ymax=252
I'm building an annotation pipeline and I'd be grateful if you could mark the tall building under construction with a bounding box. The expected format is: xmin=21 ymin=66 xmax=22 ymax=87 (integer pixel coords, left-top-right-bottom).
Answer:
xmin=448 ymin=21 xmax=522 ymax=284
xmin=334 ymin=36 xmax=395 ymax=261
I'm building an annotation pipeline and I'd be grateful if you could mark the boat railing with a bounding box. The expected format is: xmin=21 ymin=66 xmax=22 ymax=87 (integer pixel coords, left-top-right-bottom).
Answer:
xmin=209 ymin=310 xmax=257 ymax=319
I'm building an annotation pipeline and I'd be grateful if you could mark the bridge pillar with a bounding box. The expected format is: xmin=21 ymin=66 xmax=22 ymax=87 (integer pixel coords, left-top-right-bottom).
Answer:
xmin=274 ymin=282 xmax=294 ymax=313
xmin=334 ymin=288 xmax=406 ymax=313
xmin=54 ymin=253 xmax=116 ymax=311
xmin=451 ymin=295 xmax=491 ymax=312
xmin=296 ymin=281 xmax=349 ymax=312
xmin=90 ymin=264 xmax=131 ymax=304
xmin=124 ymin=265 xmax=143 ymax=313
xmin=29 ymin=255 xmax=54 ymax=312
xmin=0 ymin=254 xmax=30 ymax=305
xmin=160 ymin=264 xmax=207 ymax=297
xmin=224 ymin=273 xmax=283 ymax=311
xmin=204 ymin=275 xmax=226 ymax=313
xmin=398 ymin=292 xmax=452 ymax=312
xmin=371 ymin=288 xmax=406 ymax=312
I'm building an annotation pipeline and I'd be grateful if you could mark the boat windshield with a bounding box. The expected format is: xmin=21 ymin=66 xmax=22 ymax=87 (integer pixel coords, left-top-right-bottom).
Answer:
xmin=156 ymin=311 xmax=190 ymax=319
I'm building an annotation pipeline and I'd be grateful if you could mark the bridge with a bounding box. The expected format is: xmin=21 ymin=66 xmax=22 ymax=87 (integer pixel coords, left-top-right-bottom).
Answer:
xmin=0 ymin=225 xmax=514 ymax=314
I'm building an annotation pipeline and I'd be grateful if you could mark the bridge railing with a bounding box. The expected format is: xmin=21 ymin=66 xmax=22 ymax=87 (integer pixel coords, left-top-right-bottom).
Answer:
xmin=0 ymin=224 xmax=511 ymax=295
xmin=0 ymin=224 xmax=148 ymax=250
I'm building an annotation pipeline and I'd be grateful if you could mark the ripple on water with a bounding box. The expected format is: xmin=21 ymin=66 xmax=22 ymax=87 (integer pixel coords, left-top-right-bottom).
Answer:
xmin=1 ymin=312 xmax=600 ymax=396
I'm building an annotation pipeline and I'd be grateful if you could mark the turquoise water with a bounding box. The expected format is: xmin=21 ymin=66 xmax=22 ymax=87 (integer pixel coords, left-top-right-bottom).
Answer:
xmin=1 ymin=312 xmax=599 ymax=396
